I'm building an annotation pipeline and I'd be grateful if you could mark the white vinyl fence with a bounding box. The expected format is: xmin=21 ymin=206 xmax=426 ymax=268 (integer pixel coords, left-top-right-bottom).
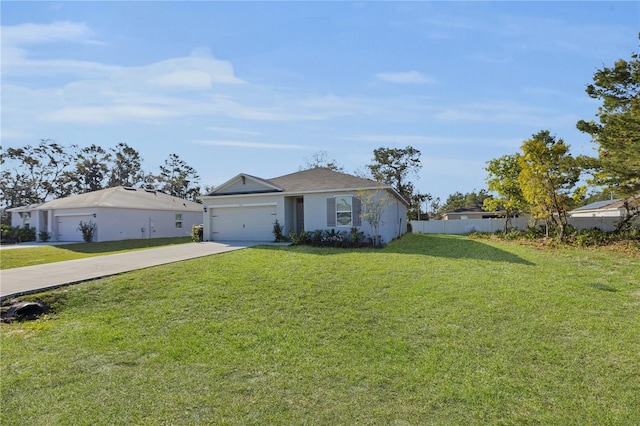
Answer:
xmin=410 ymin=216 xmax=630 ymax=235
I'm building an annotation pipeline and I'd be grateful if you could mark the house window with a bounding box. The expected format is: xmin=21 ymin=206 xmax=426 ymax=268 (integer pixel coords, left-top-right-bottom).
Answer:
xmin=175 ymin=213 xmax=183 ymax=228
xmin=336 ymin=197 xmax=352 ymax=226
xmin=327 ymin=196 xmax=362 ymax=228
xmin=22 ymin=212 xmax=31 ymax=227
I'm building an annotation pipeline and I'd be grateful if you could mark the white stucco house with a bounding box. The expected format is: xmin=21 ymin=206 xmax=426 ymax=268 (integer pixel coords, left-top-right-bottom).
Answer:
xmin=9 ymin=186 xmax=203 ymax=242
xmin=200 ymin=168 xmax=409 ymax=243
xmin=568 ymin=198 xmax=627 ymax=218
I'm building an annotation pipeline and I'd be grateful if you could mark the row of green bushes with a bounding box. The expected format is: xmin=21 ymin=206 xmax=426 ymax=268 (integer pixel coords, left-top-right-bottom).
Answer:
xmin=470 ymin=225 xmax=640 ymax=248
xmin=288 ymin=228 xmax=375 ymax=248
xmin=1 ymin=225 xmax=37 ymax=244
xmin=273 ymin=219 xmax=377 ymax=248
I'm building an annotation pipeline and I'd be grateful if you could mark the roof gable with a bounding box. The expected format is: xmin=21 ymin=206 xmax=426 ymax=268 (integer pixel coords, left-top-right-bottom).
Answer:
xmin=207 ymin=173 xmax=283 ymax=196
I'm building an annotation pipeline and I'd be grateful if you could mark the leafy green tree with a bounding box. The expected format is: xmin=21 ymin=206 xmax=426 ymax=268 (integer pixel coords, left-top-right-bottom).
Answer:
xmin=483 ymin=153 xmax=528 ymax=231
xmin=441 ymin=191 xmax=466 ymax=213
xmin=157 ymin=153 xmax=201 ymax=202
xmin=517 ymin=131 xmax=584 ymax=241
xmin=0 ymin=140 xmax=75 ymax=223
xmin=577 ymin=38 xmax=640 ymax=227
xmin=64 ymin=144 xmax=112 ymax=194
xmin=367 ymin=146 xmax=422 ymax=218
xmin=108 ymin=143 xmax=145 ymax=188
xmin=439 ymin=190 xmax=490 ymax=217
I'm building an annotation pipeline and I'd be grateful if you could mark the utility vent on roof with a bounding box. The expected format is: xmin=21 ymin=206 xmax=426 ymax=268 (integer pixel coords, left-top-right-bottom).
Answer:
xmin=124 ymin=187 xmax=137 ymax=191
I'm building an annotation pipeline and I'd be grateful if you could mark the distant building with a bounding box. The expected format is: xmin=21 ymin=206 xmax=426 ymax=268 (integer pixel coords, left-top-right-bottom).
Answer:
xmin=569 ymin=199 xmax=626 ymax=218
xmin=443 ymin=203 xmax=508 ymax=220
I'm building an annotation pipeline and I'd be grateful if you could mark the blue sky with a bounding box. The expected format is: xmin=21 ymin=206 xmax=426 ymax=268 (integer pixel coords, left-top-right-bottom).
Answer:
xmin=2 ymin=1 xmax=638 ymax=201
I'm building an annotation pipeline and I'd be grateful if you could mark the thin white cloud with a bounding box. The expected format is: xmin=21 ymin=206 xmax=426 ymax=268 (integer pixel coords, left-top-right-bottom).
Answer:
xmin=205 ymin=127 xmax=262 ymax=136
xmin=295 ymin=94 xmax=379 ymax=116
xmin=1 ymin=21 xmax=97 ymax=45
xmin=195 ymin=140 xmax=313 ymax=150
xmin=341 ymin=134 xmax=449 ymax=145
xmin=434 ymin=100 xmax=577 ymax=128
xmin=148 ymin=70 xmax=213 ymax=90
xmin=375 ymin=71 xmax=434 ymax=84
xmin=41 ymin=105 xmax=182 ymax=124
xmin=341 ymin=134 xmax=521 ymax=148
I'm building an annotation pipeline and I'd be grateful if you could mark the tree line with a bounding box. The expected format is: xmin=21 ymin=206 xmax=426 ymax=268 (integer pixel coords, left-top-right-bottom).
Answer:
xmin=1 ymin=142 xmax=201 ymax=224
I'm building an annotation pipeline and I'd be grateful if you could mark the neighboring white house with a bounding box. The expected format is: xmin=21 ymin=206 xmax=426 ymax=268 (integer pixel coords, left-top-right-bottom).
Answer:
xmin=568 ymin=199 xmax=626 ymax=218
xmin=9 ymin=186 xmax=203 ymax=242
xmin=200 ymin=168 xmax=409 ymax=243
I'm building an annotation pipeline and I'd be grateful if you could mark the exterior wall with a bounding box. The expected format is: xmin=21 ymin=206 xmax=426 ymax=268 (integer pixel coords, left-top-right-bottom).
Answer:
xmin=569 ymin=208 xmax=624 ymax=218
xmin=10 ymin=211 xmax=48 ymax=240
xmin=302 ymin=190 xmax=407 ymax=244
xmin=13 ymin=207 xmax=200 ymax=242
xmin=11 ymin=212 xmax=33 ymax=228
xmin=93 ymin=208 xmax=201 ymax=242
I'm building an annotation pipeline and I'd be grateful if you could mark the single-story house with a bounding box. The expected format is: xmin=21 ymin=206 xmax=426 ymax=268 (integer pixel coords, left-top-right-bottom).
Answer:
xmin=9 ymin=186 xmax=203 ymax=242
xmin=200 ymin=167 xmax=409 ymax=243
xmin=569 ymin=198 xmax=628 ymax=218
xmin=444 ymin=203 xmax=507 ymax=220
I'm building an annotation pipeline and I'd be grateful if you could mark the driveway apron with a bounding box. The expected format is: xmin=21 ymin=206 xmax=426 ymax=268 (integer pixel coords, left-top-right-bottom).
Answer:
xmin=0 ymin=242 xmax=257 ymax=300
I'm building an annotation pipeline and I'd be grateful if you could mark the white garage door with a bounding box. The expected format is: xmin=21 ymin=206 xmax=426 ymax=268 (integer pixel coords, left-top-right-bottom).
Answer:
xmin=211 ymin=205 xmax=276 ymax=241
xmin=57 ymin=215 xmax=93 ymax=241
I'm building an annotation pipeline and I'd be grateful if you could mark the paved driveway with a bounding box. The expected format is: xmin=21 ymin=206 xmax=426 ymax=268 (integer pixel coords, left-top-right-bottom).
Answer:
xmin=1 ymin=242 xmax=266 ymax=300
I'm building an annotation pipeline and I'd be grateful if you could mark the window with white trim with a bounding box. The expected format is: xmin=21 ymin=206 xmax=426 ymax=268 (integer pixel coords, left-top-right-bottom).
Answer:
xmin=175 ymin=213 xmax=183 ymax=228
xmin=335 ymin=196 xmax=352 ymax=226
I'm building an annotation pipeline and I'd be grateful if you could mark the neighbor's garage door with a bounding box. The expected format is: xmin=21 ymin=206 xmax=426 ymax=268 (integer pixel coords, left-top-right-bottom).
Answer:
xmin=211 ymin=205 xmax=276 ymax=241
xmin=57 ymin=215 xmax=92 ymax=241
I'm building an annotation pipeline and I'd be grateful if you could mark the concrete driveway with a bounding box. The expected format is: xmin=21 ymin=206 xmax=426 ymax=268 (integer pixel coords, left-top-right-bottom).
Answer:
xmin=1 ymin=241 xmax=268 ymax=300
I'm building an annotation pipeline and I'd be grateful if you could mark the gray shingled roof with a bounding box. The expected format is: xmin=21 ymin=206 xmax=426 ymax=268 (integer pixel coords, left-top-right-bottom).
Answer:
xmin=573 ymin=199 xmax=622 ymax=211
xmin=267 ymin=167 xmax=387 ymax=192
xmin=8 ymin=187 xmax=202 ymax=212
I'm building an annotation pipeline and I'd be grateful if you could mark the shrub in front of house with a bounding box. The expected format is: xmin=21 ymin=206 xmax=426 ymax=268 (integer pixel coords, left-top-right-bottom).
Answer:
xmin=38 ymin=230 xmax=52 ymax=242
xmin=289 ymin=227 xmax=371 ymax=248
xmin=272 ymin=220 xmax=289 ymax=242
xmin=192 ymin=225 xmax=204 ymax=242
xmin=1 ymin=225 xmax=36 ymax=244
xmin=77 ymin=220 xmax=97 ymax=243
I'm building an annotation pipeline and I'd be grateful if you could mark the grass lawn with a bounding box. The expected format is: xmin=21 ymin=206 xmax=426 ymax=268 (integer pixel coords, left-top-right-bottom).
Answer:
xmin=0 ymin=237 xmax=192 ymax=270
xmin=1 ymin=233 xmax=639 ymax=424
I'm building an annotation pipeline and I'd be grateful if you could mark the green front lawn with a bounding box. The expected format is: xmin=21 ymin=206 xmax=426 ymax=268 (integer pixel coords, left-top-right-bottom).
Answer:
xmin=2 ymin=234 xmax=639 ymax=424
xmin=0 ymin=237 xmax=192 ymax=270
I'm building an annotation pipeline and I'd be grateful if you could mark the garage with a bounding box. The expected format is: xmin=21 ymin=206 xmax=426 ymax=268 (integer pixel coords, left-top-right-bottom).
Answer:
xmin=56 ymin=215 xmax=93 ymax=241
xmin=210 ymin=205 xmax=276 ymax=241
